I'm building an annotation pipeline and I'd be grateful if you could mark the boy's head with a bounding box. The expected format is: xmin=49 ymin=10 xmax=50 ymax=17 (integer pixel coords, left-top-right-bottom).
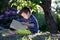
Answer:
xmin=19 ymin=7 xmax=31 ymax=19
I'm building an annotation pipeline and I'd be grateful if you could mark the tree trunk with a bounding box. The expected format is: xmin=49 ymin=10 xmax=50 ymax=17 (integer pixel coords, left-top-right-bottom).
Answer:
xmin=39 ymin=0 xmax=58 ymax=34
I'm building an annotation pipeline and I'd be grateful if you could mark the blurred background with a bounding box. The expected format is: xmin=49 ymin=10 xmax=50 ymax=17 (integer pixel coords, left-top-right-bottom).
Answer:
xmin=0 ymin=0 xmax=60 ymax=33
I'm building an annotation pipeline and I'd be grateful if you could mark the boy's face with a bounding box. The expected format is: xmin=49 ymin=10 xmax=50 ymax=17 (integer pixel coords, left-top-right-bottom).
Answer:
xmin=21 ymin=12 xmax=30 ymax=19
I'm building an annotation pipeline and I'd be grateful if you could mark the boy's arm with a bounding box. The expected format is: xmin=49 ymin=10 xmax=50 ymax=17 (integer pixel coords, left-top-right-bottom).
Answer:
xmin=21 ymin=22 xmax=34 ymax=28
xmin=26 ymin=23 xmax=34 ymax=28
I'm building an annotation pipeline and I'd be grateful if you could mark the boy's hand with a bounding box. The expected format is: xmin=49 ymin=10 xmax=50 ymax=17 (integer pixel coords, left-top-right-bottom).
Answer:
xmin=21 ymin=22 xmax=34 ymax=28
xmin=26 ymin=26 xmax=28 ymax=30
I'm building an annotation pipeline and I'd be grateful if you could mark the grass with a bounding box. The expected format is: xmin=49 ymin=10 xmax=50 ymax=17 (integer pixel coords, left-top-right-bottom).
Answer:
xmin=16 ymin=29 xmax=31 ymax=35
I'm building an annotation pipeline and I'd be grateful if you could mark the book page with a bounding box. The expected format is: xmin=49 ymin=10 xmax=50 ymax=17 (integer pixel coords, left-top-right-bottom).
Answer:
xmin=10 ymin=20 xmax=27 ymax=30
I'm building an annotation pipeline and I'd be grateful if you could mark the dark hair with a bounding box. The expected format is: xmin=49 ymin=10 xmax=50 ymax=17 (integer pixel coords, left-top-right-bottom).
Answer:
xmin=19 ymin=7 xmax=31 ymax=14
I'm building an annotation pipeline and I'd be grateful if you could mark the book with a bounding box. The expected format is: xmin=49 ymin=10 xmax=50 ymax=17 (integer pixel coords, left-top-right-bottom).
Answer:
xmin=10 ymin=20 xmax=27 ymax=30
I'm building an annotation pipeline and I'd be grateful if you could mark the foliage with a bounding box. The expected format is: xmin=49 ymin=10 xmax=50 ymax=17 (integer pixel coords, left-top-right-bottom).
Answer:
xmin=52 ymin=0 xmax=60 ymax=31
xmin=12 ymin=0 xmax=38 ymax=12
xmin=0 ymin=0 xmax=10 ymax=13
xmin=32 ymin=12 xmax=48 ymax=32
xmin=16 ymin=29 xmax=31 ymax=34
xmin=25 ymin=0 xmax=44 ymax=4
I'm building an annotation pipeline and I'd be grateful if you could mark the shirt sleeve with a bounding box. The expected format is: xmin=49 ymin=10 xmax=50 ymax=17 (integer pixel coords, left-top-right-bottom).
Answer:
xmin=29 ymin=16 xmax=38 ymax=28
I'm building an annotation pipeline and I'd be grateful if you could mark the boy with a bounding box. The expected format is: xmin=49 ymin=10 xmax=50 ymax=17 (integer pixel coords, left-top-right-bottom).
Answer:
xmin=19 ymin=7 xmax=39 ymax=34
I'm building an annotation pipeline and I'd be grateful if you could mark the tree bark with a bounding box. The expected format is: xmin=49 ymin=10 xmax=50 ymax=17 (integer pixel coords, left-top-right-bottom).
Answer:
xmin=39 ymin=0 xmax=58 ymax=34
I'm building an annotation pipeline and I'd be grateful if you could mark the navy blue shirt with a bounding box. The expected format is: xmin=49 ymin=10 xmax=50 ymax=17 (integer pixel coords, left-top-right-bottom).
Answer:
xmin=27 ymin=15 xmax=39 ymax=34
xmin=16 ymin=15 xmax=39 ymax=34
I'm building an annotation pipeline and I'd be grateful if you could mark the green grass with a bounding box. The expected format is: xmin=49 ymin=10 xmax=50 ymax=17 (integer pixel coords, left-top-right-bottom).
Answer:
xmin=16 ymin=29 xmax=31 ymax=35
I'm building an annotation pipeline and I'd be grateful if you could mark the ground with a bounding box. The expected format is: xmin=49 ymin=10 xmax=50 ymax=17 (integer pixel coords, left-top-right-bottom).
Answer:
xmin=0 ymin=29 xmax=60 ymax=40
